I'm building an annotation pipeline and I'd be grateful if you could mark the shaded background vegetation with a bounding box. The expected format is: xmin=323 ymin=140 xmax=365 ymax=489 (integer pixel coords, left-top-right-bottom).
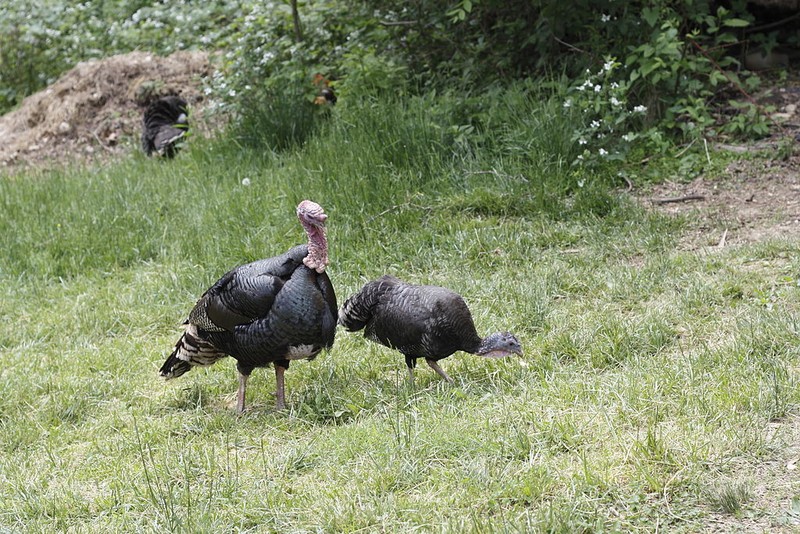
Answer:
xmin=2 ymin=1 xmax=797 ymax=156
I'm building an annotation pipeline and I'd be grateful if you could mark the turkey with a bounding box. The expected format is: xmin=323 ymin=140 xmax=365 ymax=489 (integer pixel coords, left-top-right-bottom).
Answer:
xmin=160 ymin=200 xmax=337 ymax=412
xmin=142 ymin=95 xmax=189 ymax=157
xmin=312 ymin=73 xmax=337 ymax=105
xmin=339 ymin=275 xmax=522 ymax=383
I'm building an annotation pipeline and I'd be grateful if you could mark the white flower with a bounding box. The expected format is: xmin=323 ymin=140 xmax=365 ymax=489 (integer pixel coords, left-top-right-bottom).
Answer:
xmin=241 ymin=178 xmax=251 ymax=186
xmin=603 ymin=60 xmax=614 ymax=72
xmin=633 ymin=105 xmax=647 ymax=113
xmin=599 ymin=148 xmax=608 ymax=156
xmin=601 ymin=13 xmax=611 ymax=22
xmin=590 ymin=120 xmax=601 ymax=129
xmin=578 ymin=138 xmax=588 ymax=145
xmin=622 ymin=133 xmax=634 ymax=142
xmin=563 ymin=99 xmax=572 ymax=108
xmin=228 ymin=89 xmax=237 ymax=97
xmin=260 ymin=51 xmax=275 ymax=65
xmin=203 ymin=87 xmax=213 ymax=95
xmin=610 ymin=96 xmax=620 ymax=106
xmin=611 ymin=82 xmax=620 ymax=89
xmin=594 ymin=84 xmax=602 ymax=93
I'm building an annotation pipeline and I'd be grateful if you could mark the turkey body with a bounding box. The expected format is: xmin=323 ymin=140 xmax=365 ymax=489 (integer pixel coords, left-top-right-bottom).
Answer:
xmin=339 ymin=275 xmax=522 ymax=383
xmin=160 ymin=201 xmax=337 ymax=412
xmin=142 ymin=96 xmax=189 ymax=157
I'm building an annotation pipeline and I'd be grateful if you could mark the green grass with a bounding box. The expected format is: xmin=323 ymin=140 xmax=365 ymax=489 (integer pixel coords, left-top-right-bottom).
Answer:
xmin=1 ymin=88 xmax=799 ymax=532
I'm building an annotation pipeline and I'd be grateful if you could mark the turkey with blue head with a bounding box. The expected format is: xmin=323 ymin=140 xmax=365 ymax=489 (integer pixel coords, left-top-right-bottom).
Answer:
xmin=141 ymin=95 xmax=189 ymax=158
xmin=339 ymin=275 xmax=522 ymax=384
xmin=160 ymin=200 xmax=337 ymax=412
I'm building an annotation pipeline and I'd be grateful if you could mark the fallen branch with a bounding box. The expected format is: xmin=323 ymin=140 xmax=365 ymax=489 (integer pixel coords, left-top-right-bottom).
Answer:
xmin=651 ymin=194 xmax=705 ymax=205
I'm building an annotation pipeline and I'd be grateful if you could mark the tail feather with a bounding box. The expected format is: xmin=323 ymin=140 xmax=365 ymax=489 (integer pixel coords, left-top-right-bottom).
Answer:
xmin=159 ymin=351 xmax=193 ymax=379
xmin=338 ymin=275 xmax=398 ymax=332
xmin=160 ymin=324 xmax=227 ymax=379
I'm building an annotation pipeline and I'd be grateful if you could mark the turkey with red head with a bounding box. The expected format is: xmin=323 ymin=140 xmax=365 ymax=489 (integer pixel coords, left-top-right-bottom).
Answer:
xmin=160 ymin=200 xmax=337 ymax=412
xmin=142 ymin=95 xmax=189 ymax=157
xmin=339 ymin=276 xmax=522 ymax=383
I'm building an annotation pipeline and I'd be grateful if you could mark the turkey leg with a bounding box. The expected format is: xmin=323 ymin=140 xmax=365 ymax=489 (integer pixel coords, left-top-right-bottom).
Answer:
xmin=274 ymin=365 xmax=287 ymax=410
xmin=425 ymin=358 xmax=454 ymax=383
xmin=236 ymin=372 xmax=249 ymax=413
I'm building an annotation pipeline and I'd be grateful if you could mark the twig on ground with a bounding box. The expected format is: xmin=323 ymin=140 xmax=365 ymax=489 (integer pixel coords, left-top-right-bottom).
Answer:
xmin=89 ymin=129 xmax=115 ymax=153
xmin=675 ymin=139 xmax=698 ymax=158
xmin=718 ymin=228 xmax=728 ymax=248
xmin=620 ymin=174 xmax=634 ymax=192
xmin=652 ymin=194 xmax=706 ymax=205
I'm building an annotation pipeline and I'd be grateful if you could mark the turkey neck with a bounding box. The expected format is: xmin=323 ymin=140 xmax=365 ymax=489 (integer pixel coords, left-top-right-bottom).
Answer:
xmin=473 ymin=334 xmax=499 ymax=356
xmin=455 ymin=329 xmax=483 ymax=355
xmin=303 ymin=222 xmax=328 ymax=270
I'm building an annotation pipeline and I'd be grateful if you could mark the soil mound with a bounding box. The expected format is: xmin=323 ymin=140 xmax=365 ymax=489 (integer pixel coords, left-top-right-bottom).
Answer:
xmin=0 ymin=50 xmax=213 ymax=168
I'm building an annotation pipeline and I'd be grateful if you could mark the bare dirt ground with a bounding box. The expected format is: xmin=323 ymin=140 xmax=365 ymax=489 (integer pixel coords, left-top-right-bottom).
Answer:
xmin=0 ymin=50 xmax=214 ymax=168
xmin=640 ymin=152 xmax=800 ymax=249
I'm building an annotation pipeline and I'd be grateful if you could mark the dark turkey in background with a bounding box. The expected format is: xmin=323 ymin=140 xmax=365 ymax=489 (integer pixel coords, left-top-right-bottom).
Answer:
xmin=339 ymin=275 xmax=523 ymax=383
xmin=312 ymin=73 xmax=336 ymax=105
xmin=160 ymin=200 xmax=337 ymax=412
xmin=141 ymin=95 xmax=189 ymax=157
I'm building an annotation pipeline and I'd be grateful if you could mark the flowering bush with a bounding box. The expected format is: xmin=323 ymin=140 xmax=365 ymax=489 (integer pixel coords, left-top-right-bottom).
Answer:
xmin=559 ymin=3 xmax=775 ymax=174
xmin=564 ymin=58 xmax=654 ymax=168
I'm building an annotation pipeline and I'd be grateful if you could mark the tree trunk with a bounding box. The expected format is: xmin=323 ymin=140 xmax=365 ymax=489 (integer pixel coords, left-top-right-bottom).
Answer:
xmin=291 ymin=0 xmax=303 ymax=42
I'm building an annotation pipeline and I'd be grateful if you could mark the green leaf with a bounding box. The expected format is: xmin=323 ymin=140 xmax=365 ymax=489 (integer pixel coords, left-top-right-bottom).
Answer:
xmin=723 ymin=18 xmax=751 ymax=28
xmin=642 ymin=7 xmax=659 ymax=27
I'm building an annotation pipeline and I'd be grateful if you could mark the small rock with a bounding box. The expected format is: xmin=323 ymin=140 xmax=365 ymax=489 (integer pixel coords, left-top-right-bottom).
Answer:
xmin=58 ymin=121 xmax=71 ymax=134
